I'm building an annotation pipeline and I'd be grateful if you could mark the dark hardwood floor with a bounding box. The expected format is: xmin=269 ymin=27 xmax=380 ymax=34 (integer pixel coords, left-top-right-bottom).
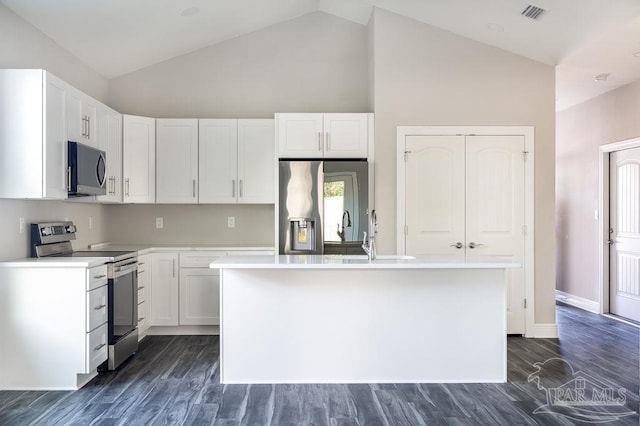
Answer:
xmin=0 ymin=304 xmax=638 ymax=425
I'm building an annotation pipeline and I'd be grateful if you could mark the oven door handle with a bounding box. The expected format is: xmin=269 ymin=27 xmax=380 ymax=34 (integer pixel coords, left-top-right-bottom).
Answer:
xmin=113 ymin=262 xmax=138 ymax=277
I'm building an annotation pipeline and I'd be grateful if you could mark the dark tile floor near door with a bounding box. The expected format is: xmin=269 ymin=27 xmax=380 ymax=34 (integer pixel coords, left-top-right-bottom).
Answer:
xmin=0 ymin=304 xmax=638 ymax=425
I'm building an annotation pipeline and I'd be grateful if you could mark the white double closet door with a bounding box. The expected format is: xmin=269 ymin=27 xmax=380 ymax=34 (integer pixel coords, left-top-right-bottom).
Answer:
xmin=404 ymin=135 xmax=526 ymax=334
xmin=609 ymin=148 xmax=640 ymax=322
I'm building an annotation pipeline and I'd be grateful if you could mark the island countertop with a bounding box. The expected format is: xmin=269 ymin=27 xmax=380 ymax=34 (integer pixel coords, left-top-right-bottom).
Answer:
xmin=211 ymin=254 xmax=520 ymax=269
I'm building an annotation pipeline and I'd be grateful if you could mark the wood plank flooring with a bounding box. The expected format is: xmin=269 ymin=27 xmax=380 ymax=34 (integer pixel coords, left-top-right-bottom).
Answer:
xmin=0 ymin=303 xmax=638 ymax=425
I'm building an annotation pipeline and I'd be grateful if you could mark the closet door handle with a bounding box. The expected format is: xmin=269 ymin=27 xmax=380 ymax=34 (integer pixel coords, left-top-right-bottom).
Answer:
xmin=468 ymin=242 xmax=485 ymax=249
xmin=449 ymin=242 xmax=463 ymax=249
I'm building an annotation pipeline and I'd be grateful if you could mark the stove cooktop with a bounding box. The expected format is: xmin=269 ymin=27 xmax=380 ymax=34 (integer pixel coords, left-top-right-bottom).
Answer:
xmin=50 ymin=250 xmax=137 ymax=262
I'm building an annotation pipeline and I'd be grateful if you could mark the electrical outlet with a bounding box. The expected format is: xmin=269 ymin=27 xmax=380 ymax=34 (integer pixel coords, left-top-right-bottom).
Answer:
xmin=19 ymin=217 xmax=25 ymax=234
xmin=89 ymin=217 xmax=94 ymax=230
xmin=227 ymin=216 xmax=235 ymax=228
xmin=156 ymin=217 xmax=164 ymax=229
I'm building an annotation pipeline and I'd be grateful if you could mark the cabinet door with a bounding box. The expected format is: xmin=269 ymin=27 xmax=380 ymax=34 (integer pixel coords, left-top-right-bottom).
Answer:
xmin=323 ymin=113 xmax=368 ymax=158
xmin=156 ymin=119 xmax=199 ymax=203
xmin=179 ymin=268 xmax=220 ymax=325
xmin=65 ymin=88 xmax=83 ymax=143
xmin=123 ymin=115 xmax=156 ymax=203
xmin=150 ymin=253 xmax=179 ymax=326
xmin=238 ymin=119 xmax=275 ymax=204
xmin=199 ymin=119 xmax=238 ymax=203
xmin=276 ymin=113 xmax=323 ymax=158
xmin=97 ymin=108 xmax=122 ymax=203
xmin=81 ymin=97 xmax=98 ymax=147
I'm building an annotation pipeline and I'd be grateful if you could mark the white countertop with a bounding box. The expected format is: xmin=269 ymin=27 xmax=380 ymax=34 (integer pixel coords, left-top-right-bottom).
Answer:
xmin=87 ymin=243 xmax=276 ymax=255
xmin=211 ymin=255 xmax=521 ymax=269
xmin=0 ymin=257 xmax=111 ymax=268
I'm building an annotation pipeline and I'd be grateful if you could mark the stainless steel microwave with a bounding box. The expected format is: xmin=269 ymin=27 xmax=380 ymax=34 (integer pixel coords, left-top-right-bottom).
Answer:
xmin=67 ymin=141 xmax=107 ymax=197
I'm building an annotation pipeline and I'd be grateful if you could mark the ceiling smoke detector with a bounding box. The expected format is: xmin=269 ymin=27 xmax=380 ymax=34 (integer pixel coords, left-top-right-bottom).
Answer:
xmin=521 ymin=5 xmax=548 ymax=21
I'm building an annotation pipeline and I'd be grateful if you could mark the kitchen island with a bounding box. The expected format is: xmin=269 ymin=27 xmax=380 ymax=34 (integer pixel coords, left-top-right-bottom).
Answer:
xmin=211 ymin=255 xmax=519 ymax=384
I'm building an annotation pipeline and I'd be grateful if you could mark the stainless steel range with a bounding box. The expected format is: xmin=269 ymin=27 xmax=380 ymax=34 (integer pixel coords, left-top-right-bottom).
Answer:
xmin=31 ymin=221 xmax=139 ymax=370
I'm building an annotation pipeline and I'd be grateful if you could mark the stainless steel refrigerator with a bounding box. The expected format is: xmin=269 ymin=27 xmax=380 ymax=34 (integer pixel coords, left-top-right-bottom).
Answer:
xmin=279 ymin=160 xmax=368 ymax=255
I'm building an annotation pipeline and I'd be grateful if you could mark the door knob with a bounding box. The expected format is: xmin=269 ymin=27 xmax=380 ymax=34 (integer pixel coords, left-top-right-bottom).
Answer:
xmin=450 ymin=242 xmax=463 ymax=249
xmin=468 ymin=242 xmax=485 ymax=249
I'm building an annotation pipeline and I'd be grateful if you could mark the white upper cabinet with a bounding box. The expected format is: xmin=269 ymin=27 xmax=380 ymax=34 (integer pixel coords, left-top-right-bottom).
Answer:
xmin=156 ymin=119 xmax=199 ymax=203
xmin=123 ymin=115 xmax=156 ymax=203
xmin=0 ymin=69 xmax=67 ymax=199
xmin=199 ymin=119 xmax=274 ymax=204
xmin=97 ymin=107 xmax=122 ymax=203
xmin=199 ymin=119 xmax=238 ymax=203
xmin=65 ymin=86 xmax=98 ymax=147
xmin=276 ymin=113 xmax=369 ymax=159
xmin=238 ymin=119 xmax=275 ymax=203
xmin=276 ymin=113 xmax=323 ymax=158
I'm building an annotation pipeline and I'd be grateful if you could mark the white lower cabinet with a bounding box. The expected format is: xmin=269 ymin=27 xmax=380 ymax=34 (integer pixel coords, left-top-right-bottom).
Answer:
xmin=137 ymin=254 xmax=151 ymax=339
xmin=179 ymin=269 xmax=220 ymax=325
xmin=0 ymin=263 xmax=109 ymax=390
xmin=150 ymin=252 xmax=179 ymax=326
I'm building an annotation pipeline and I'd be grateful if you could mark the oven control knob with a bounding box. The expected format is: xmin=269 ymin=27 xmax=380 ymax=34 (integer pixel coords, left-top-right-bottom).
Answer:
xmin=41 ymin=227 xmax=52 ymax=236
xmin=66 ymin=225 xmax=76 ymax=233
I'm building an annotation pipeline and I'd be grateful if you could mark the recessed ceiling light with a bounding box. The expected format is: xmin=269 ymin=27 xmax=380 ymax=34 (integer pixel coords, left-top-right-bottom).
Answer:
xmin=486 ymin=23 xmax=504 ymax=32
xmin=594 ymin=73 xmax=610 ymax=82
xmin=180 ymin=7 xmax=200 ymax=17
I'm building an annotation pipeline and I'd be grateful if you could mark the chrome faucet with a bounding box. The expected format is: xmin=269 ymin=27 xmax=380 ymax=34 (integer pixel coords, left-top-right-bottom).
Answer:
xmin=337 ymin=210 xmax=352 ymax=242
xmin=362 ymin=209 xmax=377 ymax=260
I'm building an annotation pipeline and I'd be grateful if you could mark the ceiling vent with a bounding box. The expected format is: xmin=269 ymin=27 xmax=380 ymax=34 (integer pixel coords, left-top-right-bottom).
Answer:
xmin=521 ymin=4 xmax=548 ymax=20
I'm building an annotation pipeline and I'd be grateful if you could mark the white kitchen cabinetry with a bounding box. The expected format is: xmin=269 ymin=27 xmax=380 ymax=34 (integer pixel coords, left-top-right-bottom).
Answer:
xmin=179 ymin=252 xmax=223 ymax=325
xmin=150 ymin=252 xmax=179 ymax=326
xmin=137 ymin=254 xmax=151 ymax=339
xmin=0 ymin=69 xmax=67 ymax=199
xmin=66 ymin=86 xmax=98 ymax=147
xmin=199 ymin=119 xmax=274 ymax=204
xmin=156 ymin=119 xmax=199 ymax=203
xmin=0 ymin=263 xmax=108 ymax=390
xmin=276 ymin=113 xmax=369 ymax=159
xmin=98 ymin=107 xmax=123 ymax=203
xmin=123 ymin=115 xmax=156 ymax=203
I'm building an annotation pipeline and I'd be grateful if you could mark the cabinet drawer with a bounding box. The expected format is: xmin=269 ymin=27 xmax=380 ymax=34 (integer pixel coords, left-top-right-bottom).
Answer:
xmin=179 ymin=251 xmax=226 ymax=268
xmin=87 ymin=285 xmax=108 ymax=332
xmin=86 ymin=323 xmax=108 ymax=372
xmin=137 ymin=279 xmax=147 ymax=304
xmin=87 ymin=264 xmax=108 ymax=291
xmin=137 ymin=301 xmax=148 ymax=328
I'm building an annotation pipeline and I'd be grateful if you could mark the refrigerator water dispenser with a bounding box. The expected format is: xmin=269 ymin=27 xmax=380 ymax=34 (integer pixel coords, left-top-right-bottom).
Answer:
xmin=290 ymin=218 xmax=316 ymax=251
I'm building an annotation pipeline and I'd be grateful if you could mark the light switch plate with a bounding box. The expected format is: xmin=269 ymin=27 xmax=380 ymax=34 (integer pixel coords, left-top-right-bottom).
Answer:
xmin=19 ymin=217 xmax=25 ymax=234
xmin=156 ymin=217 xmax=164 ymax=229
xmin=228 ymin=216 xmax=235 ymax=228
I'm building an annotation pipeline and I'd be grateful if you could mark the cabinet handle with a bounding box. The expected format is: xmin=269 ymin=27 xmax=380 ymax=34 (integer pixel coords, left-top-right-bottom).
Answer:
xmin=318 ymin=132 xmax=322 ymax=151
xmin=138 ymin=317 xmax=145 ymax=322
xmin=138 ymin=262 xmax=145 ymax=266
xmin=137 ymin=286 xmax=145 ymax=290
xmin=325 ymin=132 xmax=329 ymax=151
xmin=93 ymin=274 xmax=107 ymax=279
xmin=94 ymin=304 xmax=107 ymax=310
xmin=87 ymin=116 xmax=91 ymax=139
xmin=239 ymin=180 xmax=243 ymax=198
xmin=82 ymin=116 xmax=86 ymax=137
xmin=125 ymin=178 xmax=130 ymax=196
xmin=192 ymin=179 xmax=196 ymax=198
xmin=94 ymin=343 xmax=106 ymax=351
xmin=67 ymin=167 xmax=71 ymax=191
xmin=232 ymin=179 xmax=236 ymax=198
xmin=111 ymin=177 xmax=115 ymax=195
xmin=172 ymin=259 xmax=176 ymax=277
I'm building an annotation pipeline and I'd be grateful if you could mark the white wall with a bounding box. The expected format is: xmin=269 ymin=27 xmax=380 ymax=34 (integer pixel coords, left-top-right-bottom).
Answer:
xmin=106 ymin=11 xmax=369 ymax=246
xmin=371 ymin=9 xmax=557 ymax=325
xmin=556 ymin=80 xmax=640 ymax=303
xmin=0 ymin=4 xmax=109 ymax=261
xmin=108 ymin=12 xmax=369 ymax=118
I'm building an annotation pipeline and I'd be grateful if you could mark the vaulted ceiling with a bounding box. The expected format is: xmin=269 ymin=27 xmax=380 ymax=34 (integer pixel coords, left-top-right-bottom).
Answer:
xmin=3 ymin=0 xmax=640 ymax=110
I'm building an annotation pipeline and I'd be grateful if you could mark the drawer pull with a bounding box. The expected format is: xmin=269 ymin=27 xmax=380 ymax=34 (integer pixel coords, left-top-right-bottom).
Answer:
xmin=137 ymin=286 xmax=145 ymax=290
xmin=138 ymin=317 xmax=145 ymax=322
xmin=93 ymin=274 xmax=107 ymax=279
xmin=138 ymin=262 xmax=145 ymax=266
xmin=94 ymin=343 xmax=106 ymax=351
xmin=94 ymin=304 xmax=107 ymax=310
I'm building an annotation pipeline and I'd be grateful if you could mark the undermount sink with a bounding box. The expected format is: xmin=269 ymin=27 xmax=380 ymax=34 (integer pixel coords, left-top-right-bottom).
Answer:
xmin=324 ymin=254 xmax=416 ymax=260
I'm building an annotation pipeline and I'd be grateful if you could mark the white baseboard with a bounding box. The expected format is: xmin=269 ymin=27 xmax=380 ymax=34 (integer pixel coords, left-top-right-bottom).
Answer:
xmin=531 ymin=323 xmax=559 ymax=338
xmin=556 ymin=290 xmax=600 ymax=314
xmin=146 ymin=325 xmax=219 ymax=336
